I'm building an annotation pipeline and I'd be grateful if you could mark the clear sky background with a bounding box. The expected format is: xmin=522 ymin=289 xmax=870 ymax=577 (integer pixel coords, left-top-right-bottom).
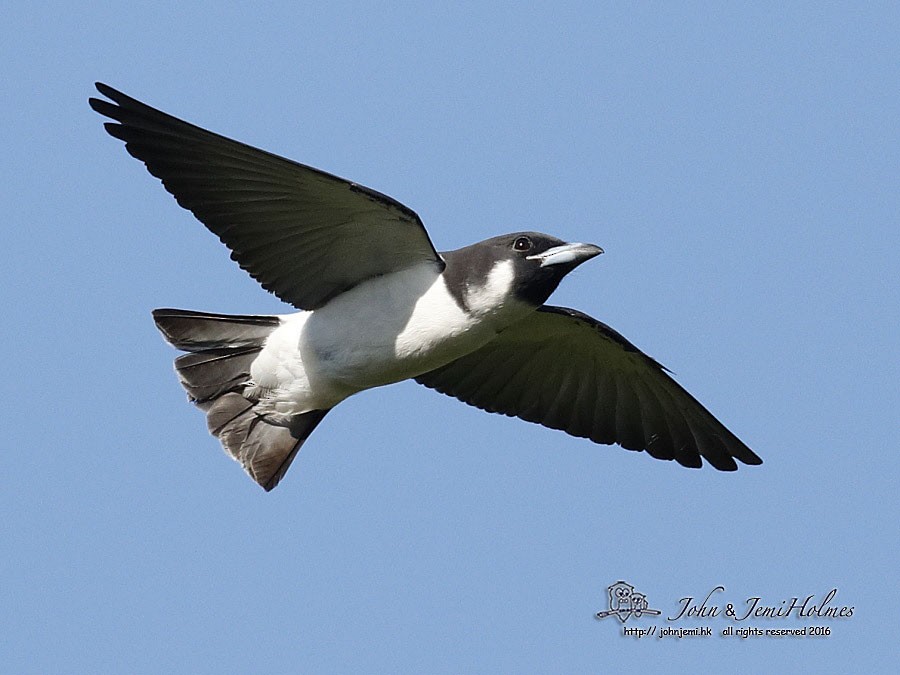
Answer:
xmin=2 ymin=3 xmax=897 ymax=673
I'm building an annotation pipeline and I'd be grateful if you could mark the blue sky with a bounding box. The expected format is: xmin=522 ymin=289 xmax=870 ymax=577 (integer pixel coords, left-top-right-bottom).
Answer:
xmin=2 ymin=2 xmax=897 ymax=673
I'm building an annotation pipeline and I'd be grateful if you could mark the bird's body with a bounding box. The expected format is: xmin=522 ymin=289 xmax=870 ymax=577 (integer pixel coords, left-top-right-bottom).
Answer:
xmin=90 ymin=83 xmax=761 ymax=491
xmin=249 ymin=257 xmax=528 ymax=417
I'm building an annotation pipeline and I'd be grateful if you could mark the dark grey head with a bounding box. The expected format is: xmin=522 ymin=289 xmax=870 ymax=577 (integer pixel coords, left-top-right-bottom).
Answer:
xmin=441 ymin=231 xmax=603 ymax=308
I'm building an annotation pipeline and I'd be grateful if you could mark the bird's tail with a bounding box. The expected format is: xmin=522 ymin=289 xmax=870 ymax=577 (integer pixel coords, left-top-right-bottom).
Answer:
xmin=152 ymin=308 xmax=328 ymax=491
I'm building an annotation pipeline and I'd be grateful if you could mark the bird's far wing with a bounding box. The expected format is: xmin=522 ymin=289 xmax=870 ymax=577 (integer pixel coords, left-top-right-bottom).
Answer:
xmin=416 ymin=305 xmax=761 ymax=470
xmin=89 ymin=83 xmax=443 ymax=310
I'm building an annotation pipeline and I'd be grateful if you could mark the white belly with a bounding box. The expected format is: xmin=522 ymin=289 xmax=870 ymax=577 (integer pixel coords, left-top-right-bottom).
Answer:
xmin=249 ymin=261 xmax=531 ymax=417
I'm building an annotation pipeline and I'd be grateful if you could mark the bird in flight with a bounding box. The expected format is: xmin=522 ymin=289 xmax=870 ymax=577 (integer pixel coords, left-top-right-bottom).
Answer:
xmin=90 ymin=83 xmax=761 ymax=491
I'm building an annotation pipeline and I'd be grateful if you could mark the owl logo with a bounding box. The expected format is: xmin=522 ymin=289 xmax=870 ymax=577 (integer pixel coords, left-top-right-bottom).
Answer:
xmin=595 ymin=581 xmax=661 ymax=622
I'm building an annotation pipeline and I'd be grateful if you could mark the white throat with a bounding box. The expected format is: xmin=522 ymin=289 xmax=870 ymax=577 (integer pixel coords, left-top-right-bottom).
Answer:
xmin=465 ymin=259 xmax=516 ymax=317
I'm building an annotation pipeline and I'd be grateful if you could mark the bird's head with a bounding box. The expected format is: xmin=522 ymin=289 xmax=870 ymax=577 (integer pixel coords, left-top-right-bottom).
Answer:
xmin=441 ymin=232 xmax=603 ymax=311
xmin=498 ymin=232 xmax=603 ymax=306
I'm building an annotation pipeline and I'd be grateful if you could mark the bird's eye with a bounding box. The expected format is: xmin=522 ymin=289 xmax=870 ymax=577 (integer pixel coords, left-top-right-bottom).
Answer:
xmin=513 ymin=236 xmax=533 ymax=252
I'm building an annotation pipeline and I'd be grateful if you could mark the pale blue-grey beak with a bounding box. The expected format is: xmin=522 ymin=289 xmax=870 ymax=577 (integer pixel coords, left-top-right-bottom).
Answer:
xmin=527 ymin=242 xmax=604 ymax=267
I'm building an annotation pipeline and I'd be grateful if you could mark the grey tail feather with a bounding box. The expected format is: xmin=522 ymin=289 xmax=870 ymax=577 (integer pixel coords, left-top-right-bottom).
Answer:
xmin=153 ymin=308 xmax=280 ymax=352
xmin=153 ymin=308 xmax=280 ymax=403
xmin=152 ymin=308 xmax=328 ymax=491
xmin=205 ymin=394 xmax=329 ymax=491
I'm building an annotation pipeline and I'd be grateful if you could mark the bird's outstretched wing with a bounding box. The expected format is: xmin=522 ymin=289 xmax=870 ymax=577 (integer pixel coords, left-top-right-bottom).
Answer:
xmin=89 ymin=83 xmax=443 ymax=310
xmin=416 ymin=306 xmax=761 ymax=470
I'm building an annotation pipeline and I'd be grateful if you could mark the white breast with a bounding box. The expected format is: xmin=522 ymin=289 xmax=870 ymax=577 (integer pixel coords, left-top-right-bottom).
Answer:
xmin=251 ymin=259 xmax=532 ymax=417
